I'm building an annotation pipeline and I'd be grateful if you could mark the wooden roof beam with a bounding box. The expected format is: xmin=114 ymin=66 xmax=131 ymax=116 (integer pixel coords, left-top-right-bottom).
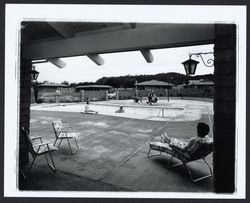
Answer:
xmin=48 ymin=22 xmax=76 ymax=38
xmin=86 ymin=54 xmax=104 ymax=66
xmin=23 ymin=24 xmax=215 ymax=60
xmin=47 ymin=58 xmax=67 ymax=68
xmin=140 ymin=48 xmax=154 ymax=63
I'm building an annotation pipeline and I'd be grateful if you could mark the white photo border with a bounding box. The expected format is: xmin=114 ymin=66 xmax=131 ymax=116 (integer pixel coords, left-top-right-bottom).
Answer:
xmin=4 ymin=4 xmax=246 ymax=199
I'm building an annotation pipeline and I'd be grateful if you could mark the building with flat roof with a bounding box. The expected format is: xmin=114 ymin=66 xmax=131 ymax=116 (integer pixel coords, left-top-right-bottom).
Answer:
xmin=136 ymin=80 xmax=174 ymax=90
xmin=37 ymin=83 xmax=69 ymax=93
xmin=184 ymin=79 xmax=214 ymax=90
xmin=75 ymin=85 xmax=113 ymax=91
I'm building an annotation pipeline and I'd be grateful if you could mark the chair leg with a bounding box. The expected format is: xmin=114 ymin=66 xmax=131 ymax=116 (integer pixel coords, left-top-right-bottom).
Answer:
xmin=58 ymin=139 xmax=63 ymax=148
xmin=203 ymin=158 xmax=213 ymax=175
xmin=53 ymin=138 xmax=57 ymax=146
xmin=27 ymin=156 xmax=36 ymax=173
xmin=147 ymin=148 xmax=162 ymax=158
xmin=72 ymin=138 xmax=79 ymax=154
xmin=47 ymin=151 xmax=56 ymax=172
xmin=75 ymin=138 xmax=79 ymax=149
xmin=66 ymin=138 xmax=74 ymax=154
xmin=20 ymin=168 xmax=26 ymax=180
xmin=44 ymin=153 xmax=49 ymax=163
xmin=183 ymin=163 xmax=196 ymax=182
xmin=147 ymin=148 xmax=151 ymax=157
xmin=167 ymin=155 xmax=184 ymax=168
xmin=183 ymin=160 xmax=213 ymax=183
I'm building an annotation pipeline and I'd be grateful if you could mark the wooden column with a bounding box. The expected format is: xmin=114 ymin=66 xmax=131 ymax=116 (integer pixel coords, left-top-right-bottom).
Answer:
xmin=213 ymin=24 xmax=236 ymax=193
xmin=19 ymin=59 xmax=32 ymax=166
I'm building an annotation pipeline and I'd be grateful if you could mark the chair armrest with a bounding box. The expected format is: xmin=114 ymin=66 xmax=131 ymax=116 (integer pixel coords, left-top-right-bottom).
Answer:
xmin=33 ymin=142 xmax=53 ymax=153
xmin=59 ymin=130 xmax=70 ymax=138
xmin=63 ymin=124 xmax=72 ymax=127
xmin=33 ymin=142 xmax=51 ymax=148
xmin=62 ymin=127 xmax=73 ymax=132
xmin=30 ymin=136 xmax=43 ymax=143
xmin=171 ymin=146 xmax=191 ymax=159
xmin=30 ymin=136 xmax=42 ymax=139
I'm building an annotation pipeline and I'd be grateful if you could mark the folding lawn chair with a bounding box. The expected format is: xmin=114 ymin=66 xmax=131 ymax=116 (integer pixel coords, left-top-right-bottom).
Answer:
xmin=21 ymin=127 xmax=58 ymax=178
xmin=148 ymin=138 xmax=213 ymax=182
xmin=52 ymin=119 xmax=80 ymax=154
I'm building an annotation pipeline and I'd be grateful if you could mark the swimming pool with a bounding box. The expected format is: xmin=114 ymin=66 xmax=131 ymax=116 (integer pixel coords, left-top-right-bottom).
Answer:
xmin=31 ymin=98 xmax=213 ymax=122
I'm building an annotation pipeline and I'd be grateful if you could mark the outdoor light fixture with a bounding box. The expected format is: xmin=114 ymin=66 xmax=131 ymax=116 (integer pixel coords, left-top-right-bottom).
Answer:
xmin=31 ymin=65 xmax=39 ymax=81
xmin=31 ymin=65 xmax=39 ymax=103
xmin=182 ymin=52 xmax=214 ymax=75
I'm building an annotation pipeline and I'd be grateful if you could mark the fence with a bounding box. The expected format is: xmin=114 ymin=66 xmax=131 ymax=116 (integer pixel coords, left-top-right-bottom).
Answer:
xmin=36 ymin=90 xmax=81 ymax=103
xmin=33 ymin=87 xmax=214 ymax=103
xmin=82 ymin=90 xmax=107 ymax=102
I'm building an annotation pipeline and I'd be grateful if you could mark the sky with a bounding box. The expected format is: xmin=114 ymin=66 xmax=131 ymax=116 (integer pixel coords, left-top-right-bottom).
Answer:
xmin=34 ymin=44 xmax=214 ymax=84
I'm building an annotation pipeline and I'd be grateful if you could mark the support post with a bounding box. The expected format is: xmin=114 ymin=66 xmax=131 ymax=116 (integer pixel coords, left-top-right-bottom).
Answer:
xmin=213 ymin=24 xmax=236 ymax=193
xmin=81 ymin=90 xmax=85 ymax=102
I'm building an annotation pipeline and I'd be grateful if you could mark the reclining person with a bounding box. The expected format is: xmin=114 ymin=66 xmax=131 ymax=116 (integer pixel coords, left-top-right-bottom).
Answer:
xmin=161 ymin=122 xmax=212 ymax=155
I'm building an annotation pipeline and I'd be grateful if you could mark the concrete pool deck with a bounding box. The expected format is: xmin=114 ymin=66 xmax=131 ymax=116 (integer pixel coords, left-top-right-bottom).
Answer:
xmin=20 ymin=99 xmax=214 ymax=194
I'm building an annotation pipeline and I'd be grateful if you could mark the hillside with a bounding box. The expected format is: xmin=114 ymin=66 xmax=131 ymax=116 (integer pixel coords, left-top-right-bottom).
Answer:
xmin=94 ymin=72 xmax=214 ymax=88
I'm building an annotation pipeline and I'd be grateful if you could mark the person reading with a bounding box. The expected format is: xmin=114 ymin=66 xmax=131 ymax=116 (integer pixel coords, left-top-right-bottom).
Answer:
xmin=161 ymin=122 xmax=212 ymax=155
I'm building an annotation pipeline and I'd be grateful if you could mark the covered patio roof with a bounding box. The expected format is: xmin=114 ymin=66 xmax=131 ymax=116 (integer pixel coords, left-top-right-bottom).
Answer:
xmin=22 ymin=22 xmax=215 ymax=60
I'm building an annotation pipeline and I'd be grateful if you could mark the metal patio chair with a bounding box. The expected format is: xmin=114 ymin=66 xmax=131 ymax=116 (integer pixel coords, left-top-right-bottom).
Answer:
xmin=21 ymin=127 xmax=58 ymax=178
xmin=148 ymin=138 xmax=213 ymax=182
xmin=52 ymin=119 xmax=80 ymax=154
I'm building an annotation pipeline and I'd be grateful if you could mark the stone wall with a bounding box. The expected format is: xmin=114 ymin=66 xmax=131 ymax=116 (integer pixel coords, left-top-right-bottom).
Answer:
xmin=118 ymin=90 xmax=137 ymax=99
xmin=37 ymin=91 xmax=81 ymax=103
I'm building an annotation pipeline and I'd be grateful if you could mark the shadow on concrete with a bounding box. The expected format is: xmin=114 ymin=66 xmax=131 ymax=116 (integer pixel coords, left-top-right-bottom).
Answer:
xmin=19 ymin=110 xmax=214 ymax=193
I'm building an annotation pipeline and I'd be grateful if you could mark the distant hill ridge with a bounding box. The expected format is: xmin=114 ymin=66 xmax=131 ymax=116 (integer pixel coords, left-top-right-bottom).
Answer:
xmin=93 ymin=72 xmax=214 ymax=88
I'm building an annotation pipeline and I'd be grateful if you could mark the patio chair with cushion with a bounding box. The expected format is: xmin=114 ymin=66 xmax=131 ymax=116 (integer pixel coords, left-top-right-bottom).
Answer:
xmin=147 ymin=137 xmax=213 ymax=182
xmin=21 ymin=127 xmax=58 ymax=178
xmin=52 ymin=119 xmax=80 ymax=154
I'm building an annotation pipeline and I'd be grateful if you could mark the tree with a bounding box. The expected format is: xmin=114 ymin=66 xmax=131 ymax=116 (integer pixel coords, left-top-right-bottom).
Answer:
xmin=61 ymin=81 xmax=69 ymax=85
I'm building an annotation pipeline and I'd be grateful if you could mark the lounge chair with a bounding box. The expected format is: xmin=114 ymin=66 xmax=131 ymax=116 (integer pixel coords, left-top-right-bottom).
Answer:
xmin=52 ymin=119 xmax=80 ymax=154
xmin=147 ymin=138 xmax=213 ymax=182
xmin=20 ymin=127 xmax=58 ymax=178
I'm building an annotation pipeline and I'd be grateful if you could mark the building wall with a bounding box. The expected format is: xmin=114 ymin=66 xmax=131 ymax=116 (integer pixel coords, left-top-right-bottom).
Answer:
xmin=118 ymin=90 xmax=137 ymax=99
xmin=179 ymin=88 xmax=214 ymax=98
xmin=38 ymin=86 xmax=69 ymax=93
xmin=213 ymin=24 xmax=236 ymax=193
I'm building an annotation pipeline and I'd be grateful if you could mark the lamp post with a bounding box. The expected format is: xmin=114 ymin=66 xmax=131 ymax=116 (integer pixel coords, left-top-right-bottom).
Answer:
xmin=134 ymin=80 xmax=140 ymax=103
xmin=167 ymin=77 xmax=173 ymax=102
xmin=182 ymin=52 xmax=214 ymax=75
xmin=31 ymin=65 xmax=39 ymax=103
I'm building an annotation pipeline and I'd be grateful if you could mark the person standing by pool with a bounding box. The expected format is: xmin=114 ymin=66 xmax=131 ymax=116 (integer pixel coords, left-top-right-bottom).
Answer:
xmin=55 ymin=88 xmax=62 ymax=105
xmin=148 ymin=91 xmax=153 ymax=103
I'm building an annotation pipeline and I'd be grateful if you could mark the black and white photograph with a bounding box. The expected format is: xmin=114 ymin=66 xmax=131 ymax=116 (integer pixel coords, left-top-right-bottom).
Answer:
xmin=4 ymin=4 xmax=246 ymax=199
